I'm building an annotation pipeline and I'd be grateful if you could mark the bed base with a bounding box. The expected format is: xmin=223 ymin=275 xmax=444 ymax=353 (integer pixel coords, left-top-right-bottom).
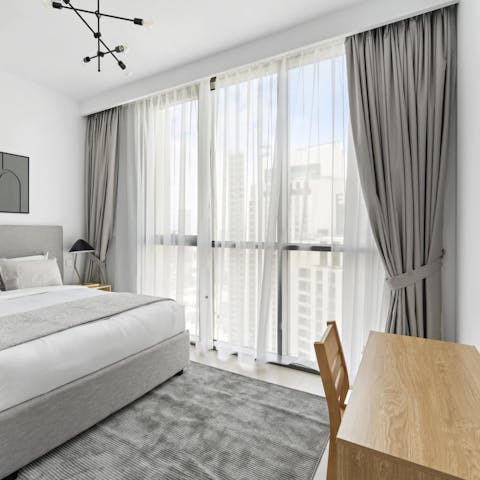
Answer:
xmin=0 ymin=330 xmax=190 ymax=479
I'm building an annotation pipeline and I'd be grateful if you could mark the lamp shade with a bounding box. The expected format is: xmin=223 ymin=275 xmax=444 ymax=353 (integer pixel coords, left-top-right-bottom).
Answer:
xmin=69 ymin=239 xmax=95 ymax=253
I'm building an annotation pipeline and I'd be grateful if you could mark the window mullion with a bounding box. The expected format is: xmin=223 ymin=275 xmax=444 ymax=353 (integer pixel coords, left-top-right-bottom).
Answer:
xmin=197 ymin=80 xmax=214 ymax=351
xmin=276 ymin=58 xmax=289 ymax=358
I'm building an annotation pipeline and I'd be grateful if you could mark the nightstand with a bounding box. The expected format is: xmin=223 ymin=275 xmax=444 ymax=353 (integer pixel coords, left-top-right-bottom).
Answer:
xmin=82 ymin=283 xmax=112 ymax=292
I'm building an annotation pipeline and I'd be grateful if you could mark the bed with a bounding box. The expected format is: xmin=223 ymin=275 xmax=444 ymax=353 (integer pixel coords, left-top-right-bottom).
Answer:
xmin=0 ymin=225 xmax=190 ymax=479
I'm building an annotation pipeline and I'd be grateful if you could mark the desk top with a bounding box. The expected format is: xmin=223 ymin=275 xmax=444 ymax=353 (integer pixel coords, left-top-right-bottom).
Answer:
xmin=337 ymin=332 xmax=480 ymax=479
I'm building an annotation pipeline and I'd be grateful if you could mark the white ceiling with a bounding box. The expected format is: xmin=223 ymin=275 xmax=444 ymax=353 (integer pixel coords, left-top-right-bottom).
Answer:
xmin=0 ymin=0 xmax=363 ymax=101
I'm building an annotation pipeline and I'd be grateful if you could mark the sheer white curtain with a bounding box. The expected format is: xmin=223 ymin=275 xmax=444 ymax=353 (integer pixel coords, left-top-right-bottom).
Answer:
xmin=341 ymin=130 xmax=387 ymax=379
xmin=212 ymin=62 xmax=282 ymax=363
xmin=110 ymin=85 xmax=200 ymax=337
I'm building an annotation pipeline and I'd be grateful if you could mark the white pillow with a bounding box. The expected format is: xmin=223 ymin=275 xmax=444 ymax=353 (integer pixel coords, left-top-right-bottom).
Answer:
xmin=0 ymin=258 xmax=62 ymax=291
xmin=3 ymin=254 xmax=48 ymax=262
xmin=0 ymin=254 xmax=49 ymax=291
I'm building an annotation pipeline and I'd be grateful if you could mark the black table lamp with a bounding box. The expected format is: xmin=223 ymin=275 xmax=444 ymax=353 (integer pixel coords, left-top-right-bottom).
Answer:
xmin=69 ymin=239 xmax=95 ymax=284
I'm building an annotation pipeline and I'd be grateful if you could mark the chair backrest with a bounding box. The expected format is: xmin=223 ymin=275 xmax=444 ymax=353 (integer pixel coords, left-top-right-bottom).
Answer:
xmin=314 ymin=321 xmax=350 ymax=439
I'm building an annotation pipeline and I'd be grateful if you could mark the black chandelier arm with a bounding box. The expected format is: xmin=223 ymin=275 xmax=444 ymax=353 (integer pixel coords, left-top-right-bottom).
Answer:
xmin=88 ymin=37 xmax=123 ymax=68
xmin=96 ymin=0 xmax=100 ymax=72
xmin=89 ymin=39 xmax=124 ymax=69
xmin=53 ymin=2 xmax=143 ymax=25
xmin=61 ymin=3 xmax=97 ymax=39
xmin=98 ymin=39 xmax=123 ymax=67
xmin=86 ymin=49 xmax=119 ymax=60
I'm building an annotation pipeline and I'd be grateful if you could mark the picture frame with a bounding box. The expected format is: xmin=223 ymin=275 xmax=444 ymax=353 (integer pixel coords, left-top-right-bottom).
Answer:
xmin=0 ymin=151 xmax=29 ymax=214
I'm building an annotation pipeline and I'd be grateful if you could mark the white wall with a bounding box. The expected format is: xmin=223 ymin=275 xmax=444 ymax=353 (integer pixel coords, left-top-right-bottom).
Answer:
xmin=457 ymin=0 xmax=480 ymax=348
xmin=0 ymin=70 xmax=85 ymax=284
xmin=80 ymin=0 xmax=455 ymax=115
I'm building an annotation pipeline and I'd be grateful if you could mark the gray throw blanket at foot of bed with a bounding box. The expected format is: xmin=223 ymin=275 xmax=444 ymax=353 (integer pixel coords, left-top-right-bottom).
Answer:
xmin=0 ymin=293 xmax=169 ymax=351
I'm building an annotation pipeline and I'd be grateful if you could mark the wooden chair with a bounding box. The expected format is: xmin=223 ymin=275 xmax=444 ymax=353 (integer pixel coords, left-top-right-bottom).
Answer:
xmin=314 ymin=321 xmax=350 ymax=480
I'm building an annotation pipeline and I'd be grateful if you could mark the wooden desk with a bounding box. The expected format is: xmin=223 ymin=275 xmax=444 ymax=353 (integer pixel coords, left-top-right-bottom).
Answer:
xmin=337 ymin=332 xmax=480 ymax=480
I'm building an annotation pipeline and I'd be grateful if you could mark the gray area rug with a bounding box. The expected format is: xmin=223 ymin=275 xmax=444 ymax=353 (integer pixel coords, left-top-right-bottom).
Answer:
xmin=18 ymin=362 xmax=329 ymax=480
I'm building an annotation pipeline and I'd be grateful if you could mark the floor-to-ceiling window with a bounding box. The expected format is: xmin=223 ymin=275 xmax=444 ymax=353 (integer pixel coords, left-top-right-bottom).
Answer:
xmin=145 ymin=41 xmax=348 ymax=367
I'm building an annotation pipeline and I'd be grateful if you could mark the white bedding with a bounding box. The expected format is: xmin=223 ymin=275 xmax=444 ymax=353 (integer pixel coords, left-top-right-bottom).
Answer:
xmin=0 ymin=286 xmax=185 ymax=413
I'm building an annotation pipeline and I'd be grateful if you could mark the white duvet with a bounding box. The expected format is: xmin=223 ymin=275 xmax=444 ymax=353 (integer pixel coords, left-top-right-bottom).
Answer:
xmin=0 ymin=286 xmax=185 ymax=413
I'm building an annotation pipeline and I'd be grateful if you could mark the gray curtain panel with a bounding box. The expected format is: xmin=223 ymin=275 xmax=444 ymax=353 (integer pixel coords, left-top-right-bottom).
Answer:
xmin=345 ymin=6 xmax=456 ymax=338
xmin=85 ymin=108 xmax=120 ymax=284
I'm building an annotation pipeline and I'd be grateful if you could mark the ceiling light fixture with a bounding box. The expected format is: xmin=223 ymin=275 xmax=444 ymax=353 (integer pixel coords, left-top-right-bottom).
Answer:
xmin=44 ymin=0 xmax=153 ymax=73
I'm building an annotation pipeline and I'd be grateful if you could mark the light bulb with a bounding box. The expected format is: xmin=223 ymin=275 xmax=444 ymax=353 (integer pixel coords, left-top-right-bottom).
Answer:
xmin=115 ymin=44 xmax=129 ymax=55
xmin=124 ymin=70 xmax=134 ymax=78
xmin=122 ymin=44 xmax=130 ymax=55
xmin=42 ymin=0 xmax=53 ymax=8
xmin=142 ymin=19 xmax=154 ymax=29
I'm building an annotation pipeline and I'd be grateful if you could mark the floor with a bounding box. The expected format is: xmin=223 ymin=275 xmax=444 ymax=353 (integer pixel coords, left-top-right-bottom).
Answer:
xmin=190 ymin=346 xmax=328 ymax=480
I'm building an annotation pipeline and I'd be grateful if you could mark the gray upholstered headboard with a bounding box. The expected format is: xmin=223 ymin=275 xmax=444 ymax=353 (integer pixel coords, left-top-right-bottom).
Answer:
xmin=0 ymin=225 xmax=64 ymax=278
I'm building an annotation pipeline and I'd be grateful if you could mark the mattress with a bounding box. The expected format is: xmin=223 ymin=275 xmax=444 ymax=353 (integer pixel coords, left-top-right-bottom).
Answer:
xmin=0 ymin=286 xmax=185 ymax=413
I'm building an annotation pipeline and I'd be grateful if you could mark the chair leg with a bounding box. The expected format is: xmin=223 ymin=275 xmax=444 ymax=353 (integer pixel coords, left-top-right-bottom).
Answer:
xmin=327 ymin=438 xmax=337 ymax=480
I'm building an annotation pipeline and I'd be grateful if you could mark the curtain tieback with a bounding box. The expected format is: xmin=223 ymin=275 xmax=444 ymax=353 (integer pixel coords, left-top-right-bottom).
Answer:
xmin=386 ymin=255 xmax=443 ymax=290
